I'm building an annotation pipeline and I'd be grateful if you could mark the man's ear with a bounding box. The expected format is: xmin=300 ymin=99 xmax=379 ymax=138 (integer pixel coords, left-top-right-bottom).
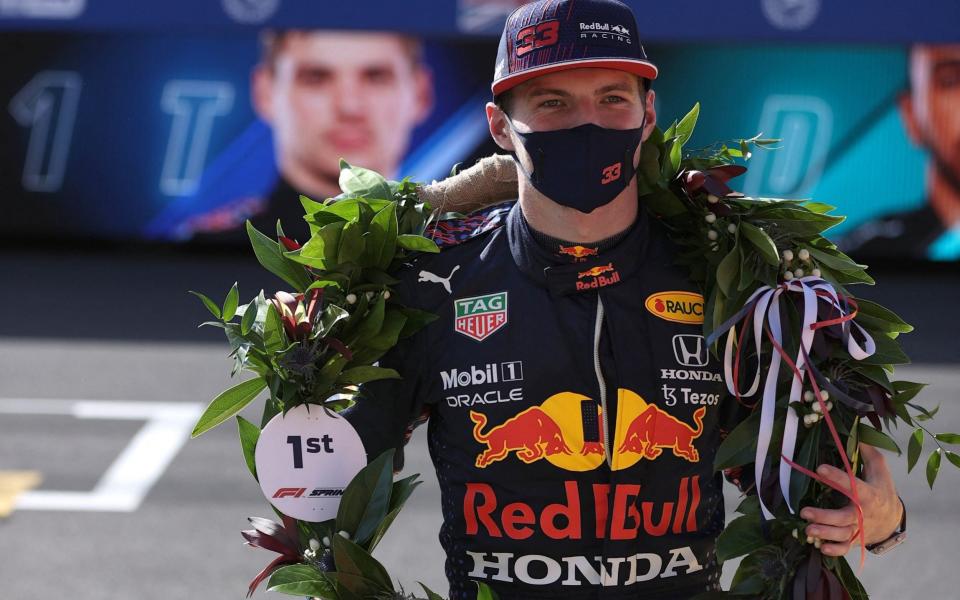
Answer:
xmin=897 ymin=90 xmax=924 ymax=147
xmin=641 ymin=88 xmax=657 ymax=141
xmin=486 ymin=102 xmax=517 ymax=152
xmin=251 ymin=64 xmax=275 ymax=123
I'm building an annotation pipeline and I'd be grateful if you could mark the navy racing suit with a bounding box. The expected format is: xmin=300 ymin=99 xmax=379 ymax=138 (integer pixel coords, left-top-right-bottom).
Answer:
xmin=346 ymin=200 xmax=737 ymax=600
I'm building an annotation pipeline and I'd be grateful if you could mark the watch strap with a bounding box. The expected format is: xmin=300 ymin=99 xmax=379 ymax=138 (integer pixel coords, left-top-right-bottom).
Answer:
xmin=866 ymin=497 xmax=907 ymax=555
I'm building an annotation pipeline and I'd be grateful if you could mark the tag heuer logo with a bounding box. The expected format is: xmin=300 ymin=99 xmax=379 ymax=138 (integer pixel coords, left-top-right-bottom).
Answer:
xmin=454 ymin=292 xmax=508 ymax=341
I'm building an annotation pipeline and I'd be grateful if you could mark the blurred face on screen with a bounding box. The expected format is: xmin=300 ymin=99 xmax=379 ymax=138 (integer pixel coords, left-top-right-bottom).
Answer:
xmin=253 ymin=31 xmax=433 ymax=199
xmin=900 ymin=44 xmax=960 ymax=221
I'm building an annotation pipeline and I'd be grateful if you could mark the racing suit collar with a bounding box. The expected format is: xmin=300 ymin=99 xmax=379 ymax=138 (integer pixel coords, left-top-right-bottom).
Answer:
xmin=506 ymin=202 xmax=650 ymax=296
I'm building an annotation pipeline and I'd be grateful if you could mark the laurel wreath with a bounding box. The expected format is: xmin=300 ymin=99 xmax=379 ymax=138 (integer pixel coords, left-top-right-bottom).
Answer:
xmin=190 ymin=104 xmax=960 ymax=600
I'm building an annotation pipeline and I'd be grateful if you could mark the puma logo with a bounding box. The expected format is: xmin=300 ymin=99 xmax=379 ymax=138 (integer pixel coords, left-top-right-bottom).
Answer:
xmin=418 ymin=265 xmax=460 ymax=294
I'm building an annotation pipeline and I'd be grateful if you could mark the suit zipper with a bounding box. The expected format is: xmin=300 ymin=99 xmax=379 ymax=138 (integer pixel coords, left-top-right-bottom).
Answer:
xmin=593 ymin=294 xmax=612 ymax=469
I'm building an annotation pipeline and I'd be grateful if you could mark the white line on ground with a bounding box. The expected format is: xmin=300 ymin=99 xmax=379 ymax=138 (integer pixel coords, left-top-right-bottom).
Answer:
xmin=0 ymin=398 xmax=203 ymax=513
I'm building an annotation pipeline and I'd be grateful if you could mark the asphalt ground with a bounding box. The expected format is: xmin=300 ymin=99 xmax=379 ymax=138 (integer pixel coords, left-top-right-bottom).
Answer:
xmin=0 ymin=249 xmax=958 ymax=599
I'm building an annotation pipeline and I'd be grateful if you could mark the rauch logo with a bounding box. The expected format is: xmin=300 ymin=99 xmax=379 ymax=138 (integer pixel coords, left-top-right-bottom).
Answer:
xmin=644 ymin=291 xmax=704 ymax=325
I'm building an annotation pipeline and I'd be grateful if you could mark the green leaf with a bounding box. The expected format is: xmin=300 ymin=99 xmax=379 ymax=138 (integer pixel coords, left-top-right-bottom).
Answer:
xmin=396 ymin=234 xmax=440 ymax=253
xmin=356 ymin=295 xmax=386 ymax=342
xmin=246 ymin=221 xmax=312 ymax=292
xmin=420 ymin=583 xmax=445 ymax=600
xmin=299 ymin=193 xmax=326 ymax=215
xmin=846 ymin=416 xmax=861 ymax=466
xmin=476 ymin=582 xmax=500 ymax=600
xmin=366 ymin=310 xmax=408 ymax=351
xmin=927 ymin=448 xmax=942 ymax=489
xmin=371 ymin=203 xmax=399 ymax=270
xmin=934 ymin=433 xmax=960 ymax=444
xmin=267 ymin=564 xmax=337 ymax=596
xmin=337 ymin=220 xmax=365 ymax=264
xmin=222 ymin=282 xmax=239 ymax=322
xmin=716 ymin=240 xmax=740 ymax=298
xmin=189 ymin=291 xmax=221 ymax=319
xmin=674 ymin=102 xmax=700 ymax=146
xmin=908 ymin=402 xmax=939 ymax=421
xmin=802 ymin=201 xmax=836 ymax=214
xmin=854 ymin=298 xmax=914 ymax=335
xmin=337 ymin=450 xmax=395 ymax=546
xmin=907 ymin=429 xmax=923 ymax=473
xmin=192 ymin=377 xmax=266 ymax=437
xmin=263 ymin=303 xmax=286 ymax=353
xmin=831 ymin=556 xmax=869 ymax=600
xmin=946 ymin=451 xmax=960 ymax=469
xmin=236 ymin=415 xmax=260 ymax=480
xmin=789 ymin=426 xmax=820 ymax=511
xmin=366 ymin=506 xmax=403 ymax=553
xmin=337 ymin=366 xmax=400 ymax=385
xmin=892 ymin=380 xmax=927 ymax=404
xmin=662 ymin=139 xmax=682 ymax=180
xmin=716 ymin=514 xmax=767 ymax=562
xmin=338 ymin=159 xmax=393 ymax=201
xmin=317 ymin=221 xmax=348 ymax=263
xmin=714 ymin=409 xmax=760 ymax=470
xmin=860 ymin=332 xmax=910 ymax=366
xmin=857 ymin=423 xmax=901 ymax=454
xmin=332 ymin=533 xmax=394 ymax=593
xmin=239 ymin=302 xmax=257 ymax=336
xmin=739 ymin=221 xmax=780 ymax=266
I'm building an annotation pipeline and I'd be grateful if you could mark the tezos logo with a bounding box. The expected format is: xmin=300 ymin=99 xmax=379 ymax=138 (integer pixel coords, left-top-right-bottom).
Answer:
xmin=672 ymin=334 xmax=708 ymax=367
xmin=222 ymin=0 xmax=280 ymax=24
xmin=455 ymin=292 xmax=508 ymax=342
xmin=645 ymin=291 xmax=704 ymax=325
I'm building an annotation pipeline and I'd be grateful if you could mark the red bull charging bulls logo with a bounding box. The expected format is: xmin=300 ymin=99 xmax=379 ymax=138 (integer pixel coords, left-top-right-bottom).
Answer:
xmin=470 ymin=390 xmax=704 ymax=472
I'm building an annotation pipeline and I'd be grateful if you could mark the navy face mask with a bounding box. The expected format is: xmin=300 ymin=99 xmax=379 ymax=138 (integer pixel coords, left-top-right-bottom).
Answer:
xmin=509 ymin=119 xmax=645 ymax=214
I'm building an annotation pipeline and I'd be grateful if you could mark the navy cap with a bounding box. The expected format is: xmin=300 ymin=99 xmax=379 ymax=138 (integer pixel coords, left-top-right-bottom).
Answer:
xmin=492 ymin=0 xmax=658 ymax=96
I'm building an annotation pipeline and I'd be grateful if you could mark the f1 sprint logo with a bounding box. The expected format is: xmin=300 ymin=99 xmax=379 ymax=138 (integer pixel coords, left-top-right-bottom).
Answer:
xmin=672 ymin=334 xmax=708 ymax=367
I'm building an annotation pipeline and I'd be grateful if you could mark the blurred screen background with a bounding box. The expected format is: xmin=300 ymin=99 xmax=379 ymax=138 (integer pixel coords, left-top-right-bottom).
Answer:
xmin=1 ymin=2 xmax=958 ymax=599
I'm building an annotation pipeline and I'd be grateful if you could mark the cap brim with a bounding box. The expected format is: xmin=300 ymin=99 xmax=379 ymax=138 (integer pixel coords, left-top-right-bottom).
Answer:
xmin=492 ymin=58 xmax=658 ymax=96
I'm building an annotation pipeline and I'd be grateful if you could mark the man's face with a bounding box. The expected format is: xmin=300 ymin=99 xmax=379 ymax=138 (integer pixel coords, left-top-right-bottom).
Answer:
xmin=901 ymin=44 xmax=960 ymax=177
xmin=486 ymin=67 xmax=656 ymax=172
xmin=254 ymin=32 xmax=432 ymax=189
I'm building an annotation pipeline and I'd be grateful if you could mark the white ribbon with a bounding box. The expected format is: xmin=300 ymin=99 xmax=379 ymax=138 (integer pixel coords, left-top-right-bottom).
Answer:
xmin=722 ymin=276 xmax=876 ymax=520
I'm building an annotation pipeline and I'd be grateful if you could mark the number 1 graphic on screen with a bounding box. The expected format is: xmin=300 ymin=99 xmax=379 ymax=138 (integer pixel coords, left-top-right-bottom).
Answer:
xmin=159 ymin=80 xmax=234 ymax=196
xmin=286 ymin=435 xmax=335 ymax=468
xmin=8 ymin=71 xmax=82 ymax=193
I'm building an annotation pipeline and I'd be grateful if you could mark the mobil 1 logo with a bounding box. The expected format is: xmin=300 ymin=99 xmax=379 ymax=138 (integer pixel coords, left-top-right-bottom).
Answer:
xmin=255 ymin=403 xmax=366 ymax=522
xmin=441 ymin=361 xmax=525 ymax=408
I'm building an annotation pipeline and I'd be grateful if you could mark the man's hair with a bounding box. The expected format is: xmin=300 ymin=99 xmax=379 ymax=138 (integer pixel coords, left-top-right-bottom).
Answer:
xmin=258 ymin=29 xmax=425 ymax=70
xmin=494 ymin=75 xmax=651 ymax=115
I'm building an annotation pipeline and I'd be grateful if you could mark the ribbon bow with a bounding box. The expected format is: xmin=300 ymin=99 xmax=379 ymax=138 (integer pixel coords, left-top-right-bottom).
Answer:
xmin=708 ymin=276 xmax=877 ymax=563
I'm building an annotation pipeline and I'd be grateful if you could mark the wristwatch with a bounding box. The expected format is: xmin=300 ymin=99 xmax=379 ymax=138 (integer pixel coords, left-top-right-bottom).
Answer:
xmin=866 ymin=497 xmax=907 ymax=555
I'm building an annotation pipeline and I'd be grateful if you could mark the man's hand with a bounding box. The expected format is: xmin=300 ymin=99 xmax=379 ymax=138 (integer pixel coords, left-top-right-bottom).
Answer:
xmin=799 ymin=443 xmax=904 ymax=556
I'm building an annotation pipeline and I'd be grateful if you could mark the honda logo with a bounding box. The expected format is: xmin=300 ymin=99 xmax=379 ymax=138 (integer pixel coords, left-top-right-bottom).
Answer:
xmin=672 ymin=335 xmax=708 ymax=367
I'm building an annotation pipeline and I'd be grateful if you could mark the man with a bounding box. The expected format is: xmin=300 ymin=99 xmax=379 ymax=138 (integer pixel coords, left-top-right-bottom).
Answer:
xmin=841 ymin=44 xmax=960 ymax=261
xmin=182 ymin=30 xmax=433 ymax=241
xmin=347 ymin=2 xmax=906 ymax=598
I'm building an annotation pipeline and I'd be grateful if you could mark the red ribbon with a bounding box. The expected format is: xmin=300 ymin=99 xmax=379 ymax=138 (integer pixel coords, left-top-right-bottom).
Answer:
xmin=764 ymin=322 xmax=867 ymax=569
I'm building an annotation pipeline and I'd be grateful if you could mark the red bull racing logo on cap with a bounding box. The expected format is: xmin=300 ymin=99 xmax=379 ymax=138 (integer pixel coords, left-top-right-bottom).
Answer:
xmin=644 ymin=291 xmax=704 ymax=325
xmin=470 ymin=389 xmax=703 ymax=472
xmin=455 ymin=292 xmax=508 ymax=342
